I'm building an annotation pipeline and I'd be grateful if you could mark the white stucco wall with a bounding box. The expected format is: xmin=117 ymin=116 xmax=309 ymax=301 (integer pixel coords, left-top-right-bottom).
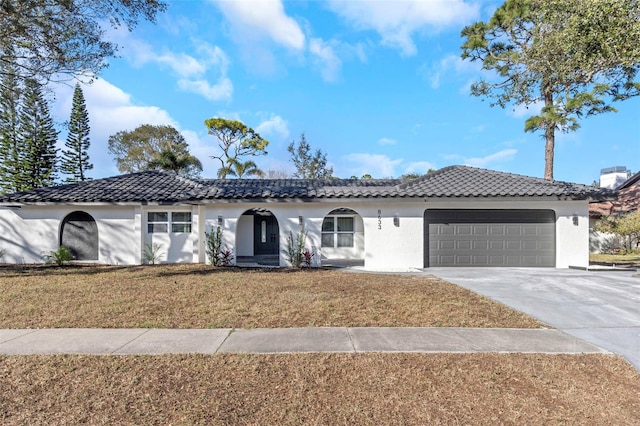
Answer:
xmin=236 ymin=214 xmax=254 ymax=256
xmin=553 ymin=201 xmax=589 ymax=268
xmin=201 ymin=199 xmax=590 ymax=269
xmin=0 ymin=197 xmax=590 ymax=269
xmin=0 ymin=205 xmax=138 ymax=264
xmin=142 ymin=206 xmax=200 ymax=263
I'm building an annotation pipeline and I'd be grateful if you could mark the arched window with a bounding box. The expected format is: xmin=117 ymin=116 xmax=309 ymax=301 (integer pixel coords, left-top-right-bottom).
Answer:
xmin=60 ymin=211 xmax=99 ymax=260
xmin=322 ymin=208 xmax=356 ymax=248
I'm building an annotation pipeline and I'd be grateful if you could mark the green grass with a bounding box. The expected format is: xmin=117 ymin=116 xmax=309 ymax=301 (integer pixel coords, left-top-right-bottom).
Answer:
xmin=590 ymin=253 xmax=640 ymax=266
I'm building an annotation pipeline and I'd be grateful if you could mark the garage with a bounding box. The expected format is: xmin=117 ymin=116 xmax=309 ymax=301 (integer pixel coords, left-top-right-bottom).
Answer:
xmin=424 ymin=209 xmax=555 ymax=267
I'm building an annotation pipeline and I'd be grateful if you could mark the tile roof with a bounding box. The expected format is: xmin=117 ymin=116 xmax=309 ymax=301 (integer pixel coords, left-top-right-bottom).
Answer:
xmin=397 ymin=166 xmax=612 ymax=199
xmin=589 ymin=171 xmax=640 ymax=217
xmin=0 ymin=166 xmax=613 ymax=204
xmin=0 ymin=171 xmax=203 ymax=203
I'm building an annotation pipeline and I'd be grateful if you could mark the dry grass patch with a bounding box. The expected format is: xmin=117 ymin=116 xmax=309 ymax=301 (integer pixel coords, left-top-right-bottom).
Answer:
xmin=0 ymin=264 xmax=541 ymax=329
xmin=1 ymin=353 xmax=639 ymax=425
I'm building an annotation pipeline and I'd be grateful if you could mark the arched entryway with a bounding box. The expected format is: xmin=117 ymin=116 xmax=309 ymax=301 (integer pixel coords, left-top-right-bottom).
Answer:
xmin=236 ymin=209 xmax=280 ymax=266
xmin=60 ymin=211 xmax=99 ymax=260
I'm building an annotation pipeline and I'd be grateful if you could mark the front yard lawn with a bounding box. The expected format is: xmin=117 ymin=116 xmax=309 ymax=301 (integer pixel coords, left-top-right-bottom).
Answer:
xmin=2 ymin=264 xmax=639 ymax=424
xmin=2 ymin=353 xmax=639 ymax=424
xmin=0 ymin=264 xmax=541 ymax=329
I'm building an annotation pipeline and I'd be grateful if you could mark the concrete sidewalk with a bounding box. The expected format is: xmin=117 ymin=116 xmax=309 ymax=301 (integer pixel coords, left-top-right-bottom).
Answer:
xmin=0 ymin=327 xmax=608 ymax=356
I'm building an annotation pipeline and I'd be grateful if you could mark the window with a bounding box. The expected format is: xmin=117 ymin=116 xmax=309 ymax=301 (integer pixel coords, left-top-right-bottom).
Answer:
xmin=148 ymin=212 xmax=168 ymax=233
xmin=337 ymin=217 xmax=354 ymax=247
xmin=321 ymin=215 xmax=354 ymax=248
xmin=321 ymin=217 xmax=335 ymax=247
xmin=147 ymin=212 xmax=192 ymax=233
xmin=171 ymin=212 xmax=192 ymax=233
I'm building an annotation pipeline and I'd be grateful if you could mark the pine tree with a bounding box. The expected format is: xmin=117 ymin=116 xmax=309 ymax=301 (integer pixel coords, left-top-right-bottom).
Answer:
xmin=19 ymin=79 xmax=58 ymax=189
xmin=0 ymin=65 xmax=27 ymax=193
xmin=61 ymin=83 xmax=92 ymax=182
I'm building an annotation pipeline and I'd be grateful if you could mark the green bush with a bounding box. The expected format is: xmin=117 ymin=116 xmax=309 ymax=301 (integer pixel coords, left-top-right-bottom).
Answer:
xmin=143 ymin=243 xmax=164 ymax=265
xmin=284 ymin=224 xmax=313 ymax=268
xmin=205 ymin=227 xmax=233 ymax=266
xmin=44 ymin=246 xmax=73 ymax=266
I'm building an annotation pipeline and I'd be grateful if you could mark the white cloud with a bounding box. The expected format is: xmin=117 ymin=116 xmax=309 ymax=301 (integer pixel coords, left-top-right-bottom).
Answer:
xmin=463 ymin=149 xmax=518 ymax=168
xmin=53 ymin=79 xmax=182 ymax=177
xmin=74 ymin=79 xmax=177 ymax=133
xmin=213 ymin=0 xmax=305 ymax=50
xmin=309 ymin=38 xmax=342 ymax=82
xmin=256 ymin=115 xmax=290 ymax=141
xmin=154 ymin=51 xmax=207 ymax=77
xmin=378 ymin=137 xmax=397 ymax=146
xmin=344 ymin=153 xmax=403 ymax=178
xmin=425 ymin=54 xmax=483 ymax=89
xmin=309 ymin=37 xmax=368 ymax=82
xmin=403 ymin=161 xmax=436 ymax=174
xmin=178 ymin=77 xmax=233 ymax=102
xmin=182 ymin=129 xmax=220 ymax=175
xmin=110 ymin=26 xmax=233 ymax=101
xmin=327 ymin=0 xmax=479 ymax=56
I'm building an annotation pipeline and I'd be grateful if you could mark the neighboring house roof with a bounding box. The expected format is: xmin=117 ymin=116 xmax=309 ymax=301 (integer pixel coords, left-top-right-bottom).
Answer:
xmin=590 ymin=171 xmax=640 ymax=218
xmin=0 ymin=165 xmax=613 ymax=204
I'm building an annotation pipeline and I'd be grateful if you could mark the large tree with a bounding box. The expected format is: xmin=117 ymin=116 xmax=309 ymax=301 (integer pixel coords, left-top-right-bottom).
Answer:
xmin=108 ymin=124 xmax=202 ymax=176
xmin=60 ymin=83 xmax=92 ymax=183
xmin=0 ymin=0 xmax=166 ymax=84
xmin=461 ymin=0 xmax=640 ymax=180
xmin=287 ymin=133 xmax=333 ymax=179
xmin=0 ymin=64 xmax=26 ymax=193
xmin=204 ymin=118 xmax=269 ymax=179
xmin=19 ymin=78 xmax=58 ymax=189
xmin=148 ymin=148 xmax=203 ymax=176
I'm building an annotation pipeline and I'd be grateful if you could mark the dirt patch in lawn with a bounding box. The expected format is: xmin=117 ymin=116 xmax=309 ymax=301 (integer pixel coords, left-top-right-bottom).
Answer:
xmin=1 ymin=353 xmax=638 ymax=425
xmin=0 ymin=264 xmax=541 ymax=329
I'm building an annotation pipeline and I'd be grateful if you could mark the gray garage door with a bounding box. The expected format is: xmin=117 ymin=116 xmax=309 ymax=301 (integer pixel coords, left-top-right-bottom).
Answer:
xmin=424 ymin=209 xmax=555 ymax=267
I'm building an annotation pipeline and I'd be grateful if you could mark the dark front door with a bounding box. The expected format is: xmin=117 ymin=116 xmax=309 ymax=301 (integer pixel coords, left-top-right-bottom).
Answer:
xmin=254 ymin=213 xmax=279 ymax=255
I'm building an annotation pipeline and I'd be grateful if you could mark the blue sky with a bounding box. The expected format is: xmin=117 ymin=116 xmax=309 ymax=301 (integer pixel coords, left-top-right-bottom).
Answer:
xmin=51 ymin=0 xmax=640 ymax=184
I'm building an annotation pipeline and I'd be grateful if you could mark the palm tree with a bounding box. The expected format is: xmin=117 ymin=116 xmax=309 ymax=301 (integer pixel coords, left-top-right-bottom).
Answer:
xmin=217 ymin=158 xmax=264 ymax=179
xmin=149 ymin=149 xmax=202 ymax=177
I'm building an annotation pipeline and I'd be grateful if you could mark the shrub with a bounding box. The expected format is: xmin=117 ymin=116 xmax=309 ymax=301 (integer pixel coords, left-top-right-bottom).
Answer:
xmin=143 ymin=243 xmax=164 ymax=265
xmin=302 ymin=248 xmax=314 ymax=267
xmin=595 ymin=212 xmax=640 ymax=253
xmin=44 ymin=246 xmax=74 ymax=266
xmin=284 ymin=224 xmax=313 ymax=268
xmin=205 ymin=227 xmax=234 ymax=266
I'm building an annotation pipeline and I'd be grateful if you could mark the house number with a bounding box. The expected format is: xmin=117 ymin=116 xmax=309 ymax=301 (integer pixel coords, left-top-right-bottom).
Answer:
xmin=377 ymin=209 xmax=382 ymax=230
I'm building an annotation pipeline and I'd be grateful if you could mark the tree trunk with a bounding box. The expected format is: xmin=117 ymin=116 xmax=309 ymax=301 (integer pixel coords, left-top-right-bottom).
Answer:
xmin=543 ymin=82 xmax=555 ymax=181
xmin=544 ymin=125 xmax=555 ymax=181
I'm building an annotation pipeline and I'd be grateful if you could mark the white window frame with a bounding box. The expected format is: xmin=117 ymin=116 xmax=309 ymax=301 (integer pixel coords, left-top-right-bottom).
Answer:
xmin=171 ymin=212 xmax=192 ymax=233
xmin=321 ymin=215 xmax=355 ymax=248
xmin=147 ymin=211 xmax=192 ymax=234
xmin=147 ymin=212 xmax=168 ymax=233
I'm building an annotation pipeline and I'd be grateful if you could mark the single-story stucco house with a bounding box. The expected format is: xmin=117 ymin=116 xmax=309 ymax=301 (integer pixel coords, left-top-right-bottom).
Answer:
xmin=0 ymin=165 xmax=612 ymax=269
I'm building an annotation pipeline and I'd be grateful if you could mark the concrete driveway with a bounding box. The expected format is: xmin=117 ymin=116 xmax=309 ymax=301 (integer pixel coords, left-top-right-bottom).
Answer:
xmin=428 ymin=267 xmax=640 ymax=370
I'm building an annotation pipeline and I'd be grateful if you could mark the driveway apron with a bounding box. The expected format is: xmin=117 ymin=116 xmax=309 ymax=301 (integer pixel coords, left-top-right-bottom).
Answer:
xmin=428 ymin=268 xmax=640 ymax=370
